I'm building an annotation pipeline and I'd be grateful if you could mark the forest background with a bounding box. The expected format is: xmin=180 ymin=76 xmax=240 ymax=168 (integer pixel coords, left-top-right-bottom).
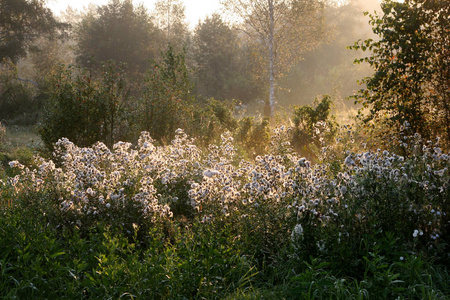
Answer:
xmin=0 ymin=0 xmax=379 ymax=149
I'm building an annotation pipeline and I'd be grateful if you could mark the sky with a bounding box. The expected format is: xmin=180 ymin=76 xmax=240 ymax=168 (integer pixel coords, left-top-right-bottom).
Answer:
xmin=47 ymin=0 xmax=223 ymax=28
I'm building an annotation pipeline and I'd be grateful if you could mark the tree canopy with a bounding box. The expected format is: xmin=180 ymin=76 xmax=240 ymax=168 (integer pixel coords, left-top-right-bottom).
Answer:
xmin=193 ymin=14 xmax=254 ymax=101
xmin=75 ymin=0 xmax=160 ymax=73
xmin=153 ymin=0 xmax=189 ymax=51
xmin=351 ymin=0 xmax=450 ymax=147
xmin=0 ymin=0 xmax=65 ymax=62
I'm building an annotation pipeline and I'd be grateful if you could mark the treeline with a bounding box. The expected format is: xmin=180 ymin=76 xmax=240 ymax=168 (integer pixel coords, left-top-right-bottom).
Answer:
xmin=1 ymin=0 xmax=448 ymax=152
xmin=0 ymin=0 xmax=376 ymax=124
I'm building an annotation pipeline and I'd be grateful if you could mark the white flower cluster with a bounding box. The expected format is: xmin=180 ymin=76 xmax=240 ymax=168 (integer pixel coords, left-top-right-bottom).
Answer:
xmin=5 ymin=130 xmax=205 ymax=225
xmin=3 ymin=127 xmax=448 ymax=243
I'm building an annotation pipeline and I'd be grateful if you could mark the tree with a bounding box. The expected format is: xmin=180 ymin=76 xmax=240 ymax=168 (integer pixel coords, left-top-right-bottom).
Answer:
xmin=0 ymin=0 xmax=65 ymax=62
xmin=153 ymin=0 xmax=189 ymax=51
xmin=351 ymin=0 xmax=450 ymax=148
xmin=193 ymin=14 xmax=248 ymax=100
xmin=279 ymin=0 xmax=376 ymax=107
xmin=139 ymin=46 xmax=193 ymax=142
xmin=221 ymin=0 xmax=326 ymax=116
xmin=75 ymin=0 xmax=160 ymax=73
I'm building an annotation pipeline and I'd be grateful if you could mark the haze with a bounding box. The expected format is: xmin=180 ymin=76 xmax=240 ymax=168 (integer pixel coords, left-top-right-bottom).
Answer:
xmin=48 ymin=0 xmax=222 ymax=28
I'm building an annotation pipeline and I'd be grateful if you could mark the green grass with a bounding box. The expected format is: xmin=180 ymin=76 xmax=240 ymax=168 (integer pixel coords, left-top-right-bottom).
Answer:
xmin=0 ymin=125 xmax=43 ymax=169
xmin=1 ymin=125 xmax=42 ymax=150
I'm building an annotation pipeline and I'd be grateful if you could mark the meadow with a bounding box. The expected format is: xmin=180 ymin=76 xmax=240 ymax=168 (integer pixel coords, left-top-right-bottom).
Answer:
xmin=0 ymin=121 xmax=449 ymax=299
xmin=0 ymin=0 xmax=449 ymax=297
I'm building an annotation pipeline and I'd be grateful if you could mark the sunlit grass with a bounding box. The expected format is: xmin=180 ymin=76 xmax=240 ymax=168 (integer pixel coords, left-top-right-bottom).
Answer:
xmin=1 ymin=125 xmax=42 ymax=151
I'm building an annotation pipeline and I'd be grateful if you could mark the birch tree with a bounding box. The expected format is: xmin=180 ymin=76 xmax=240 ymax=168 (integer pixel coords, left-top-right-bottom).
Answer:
xmin=153 ymin=0 xmax=189 ymax=51
xmin=221 ymin=0 xmax=325 ymax=116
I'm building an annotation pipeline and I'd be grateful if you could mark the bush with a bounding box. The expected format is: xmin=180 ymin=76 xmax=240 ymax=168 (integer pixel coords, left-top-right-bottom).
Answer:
xmin=39 ymin=62 xmax=131 ymax=151
xmin=138 ymin=46 xmax=193 ymax=144
xmin=0 ymin=61 xmax=40 ymax=125
xmin=291 ymin=95 xmax=338 ymax=160
xmin=138 ymin=47 xmax=241 ymax=147
xmin=236 ymin=117 xmax=271 ymax=157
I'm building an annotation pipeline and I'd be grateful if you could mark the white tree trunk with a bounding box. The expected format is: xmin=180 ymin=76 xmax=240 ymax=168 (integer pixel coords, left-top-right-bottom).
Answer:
xmin=268 ymin=0 xmax=276 ymax=117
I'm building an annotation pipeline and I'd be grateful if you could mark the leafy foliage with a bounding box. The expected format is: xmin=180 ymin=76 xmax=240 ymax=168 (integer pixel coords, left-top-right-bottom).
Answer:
xmin=138 ymin=46 xmax=193 ymax=143
xmin=236 ymin=117 xmax=271 ymax=157
xmin=39 ymin=62 xmax=131 ymax=150
xmin=0 ymin=61 xmax=39 ymax=125
xmin=221 ymin=0 xmax=327 ymax=116
xmin=75 ymin=0 xmax=159 ymax=73
xmin=2 ymin=126 xmax=449 ymax=298
xmin=153 ymin=0 xmax=189 ymax=52
xmin=351 ymin=0 xmax=450 ymax=149
xmin=291 ymin=95 xmax=337 ymax=159
xmin=0 ymin=0 xmax=66 ymax=62
xmin=2 ymin=122 xmax=450 ymax=298
xmin=193 ymin=14 xmax=258 ymax=102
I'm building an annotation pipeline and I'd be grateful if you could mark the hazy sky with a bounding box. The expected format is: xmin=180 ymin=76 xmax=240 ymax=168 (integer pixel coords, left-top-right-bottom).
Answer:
xmin=47 ymin=0 xmax=223 ymax=28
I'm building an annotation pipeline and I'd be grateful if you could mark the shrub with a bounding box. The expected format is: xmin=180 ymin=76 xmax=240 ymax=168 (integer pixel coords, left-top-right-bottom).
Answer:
xmin=0 ymin=61 xmax=40 ymax=125
xmin=39 ymin=62 xmax=131 ymax=151
xmin=236 ymin=117 xmax=271 ymax=157
xmin=138 ymin=46 xmax=193 ymax=144
xmin=291 ymin=95 xmax=338 ymax=160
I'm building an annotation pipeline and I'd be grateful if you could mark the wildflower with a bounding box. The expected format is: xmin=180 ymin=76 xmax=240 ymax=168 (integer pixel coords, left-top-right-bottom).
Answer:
xmin=434 ymin=168 xmax=447 ymax=177
xmin=298 ymin=158 xmax=310 ymax=168
xmin=9 ymin=161 xmax=20 ymax=168
xmin=291 ymin=224 xmax=304 ymax=241
xmin=400 ymin=256 xmax=404 ymax=261
xmin=344 ymin=155 xmax=355 ymax=167
xmin=203 ymin=169 xmax=219 ymax=179
xmin=434 ymin=147 xmax=442 ymax=155
xmin=86 ymin=187 xmax=95 ymax=197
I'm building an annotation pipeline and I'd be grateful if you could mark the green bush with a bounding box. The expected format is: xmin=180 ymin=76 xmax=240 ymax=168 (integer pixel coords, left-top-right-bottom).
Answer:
xmin=0 ymin=61 xmax=40 ymax=125
xmin=236 ymin=117 xmax=271 ymax=157
xmin=138 ymin=46 xmax=193 ymax=144
xmin=291 ymin=95 xmax=338 ymax=160
xmin=39 ymin=62 xmax=131 ymax=150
